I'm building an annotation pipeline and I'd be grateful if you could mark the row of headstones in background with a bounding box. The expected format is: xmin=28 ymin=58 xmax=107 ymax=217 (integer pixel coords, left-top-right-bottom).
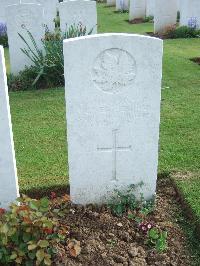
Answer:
xmin=5 ymin=1 xmax=97 ymax=74
xmin=0 ymin=46 xmax=19 ymax=209
xmin=109 ymin=0 xmax=200 ymax=33
xmin=0 ymin=33 xmax=163 ymax=207
xmin=0 ymin=0 xmax=58 ymax=32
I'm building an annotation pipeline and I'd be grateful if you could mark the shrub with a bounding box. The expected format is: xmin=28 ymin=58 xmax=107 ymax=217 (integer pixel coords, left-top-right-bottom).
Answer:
xmin=0 ymin=196 xmax=59 ymax=265
xmin=0 ymin=22 xmax=8 ymax=47
xmin=0 ymin=194 xmax=72 ymax=265
xmin=7 ymin=66 xmax=46 ymax=91
xmin=163 ymin=25 xmax=200 ymax=39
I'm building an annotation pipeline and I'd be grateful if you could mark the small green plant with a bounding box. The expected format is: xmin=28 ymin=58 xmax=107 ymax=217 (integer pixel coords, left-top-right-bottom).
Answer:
xmin=143 ymin=16 xmax=154 ymax=23
xmin=147 ymin=228 xmax=168 ymax=253
xmin=108 ymin=182 xmax=144 ymax=217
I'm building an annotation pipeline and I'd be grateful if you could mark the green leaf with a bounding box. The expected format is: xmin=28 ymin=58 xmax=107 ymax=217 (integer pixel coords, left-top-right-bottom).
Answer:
xmin=36 ymin=249 xmax=45 ymax=262
xmin=28 ymin=251 xmax=36 ymax=260
xmin=10 ymin=253 xmax=17 ymax=260
xmin=28 ymin=244 xmax=37 ymax=251
xmin=29 ymin=200 xmax=39 ymax=211
xmin=148 ymin=228 xmax=159 ymax=240
xmin=23 ymin=232 xmax=31 ymax=243
xmin=1 ymin=224 xmax=9 ymax=234
xmin=44 ymin=257 xmax=51 ymax=265
xmin=38 ymin=240 xmax=49 ymax=248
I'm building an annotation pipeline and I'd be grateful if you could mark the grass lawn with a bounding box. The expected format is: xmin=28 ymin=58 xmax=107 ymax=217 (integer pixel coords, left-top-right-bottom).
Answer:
xmin=6 ymin=3 xmax=200 ymax=229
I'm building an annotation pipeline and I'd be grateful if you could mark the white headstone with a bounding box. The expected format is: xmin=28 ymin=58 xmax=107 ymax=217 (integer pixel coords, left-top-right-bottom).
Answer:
xmin=177 ymin=0 xmax=181 ymax=11
xmin=21 ymin=0 xmax=58 ymax=32
xmin=58 ymin=0 xmax=97 ymax=34
xmin=116 ymin=0 xmax=129 ymax=11
xmin=0 ymin=0 xmax=19 ymax=24
xmin=0 ymin=46 xmax=19 ymax=209
xmin=107 ymin=0 xmax=116 ymax=7
xmin=146 ymin=0 xmax=155 ymax=17
xmin=154 ymin=0 xmax=178 ymax=34
xmin=129 ymin=0 xmax=146 ymax=21
xmin=6 ymin=3 xmax=44 ymax=74
xmin=180 ymin=0 xmax=200 ymax=29
xmin=64 ymin=33 xmax=163 ymax=205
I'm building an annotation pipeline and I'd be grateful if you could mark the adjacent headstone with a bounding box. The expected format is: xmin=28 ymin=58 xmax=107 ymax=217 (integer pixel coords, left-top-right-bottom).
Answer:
xmin=116 ymin=0 xmax=129 ymax=11
xmin=0 ymin=0 xmax=19 ymax=24
xmin=6 ymin=3 xmax=44 ymax=74
xmin=0 ymin=46 xmax=19 ymax=209
xmin=107 ymin=0 xmax=116 ymax=7
xmin=146 ymin=0 xmax=155 ymax=17
xmin=58 ymin=0 xmax=97 ymax=34
xmin=21 ymin=0 xmax=58 ymax=32
xmin=154 ymin=0 xmax=178 ymax=33
xmin=180 ymin=0 xmax=200 ymax=29
xmin=64 ymin=33 xmax=163 ymax=205
xmin=129 ymin=0 xmax=146 ymax=21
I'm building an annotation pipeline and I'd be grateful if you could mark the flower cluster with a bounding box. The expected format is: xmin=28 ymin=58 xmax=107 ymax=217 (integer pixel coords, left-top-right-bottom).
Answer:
xmin=139 ymin=221 xmax=154 ymax=234
xmin=188 ymin=17 xmax=198 ymax=29
xmin=0 ymin=22 xmax=7 ymax=37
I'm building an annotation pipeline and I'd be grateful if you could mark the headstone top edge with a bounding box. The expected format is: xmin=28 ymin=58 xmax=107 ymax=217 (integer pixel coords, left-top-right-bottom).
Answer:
xmin=5 ymin=3 xmax=42 ymax=9
xmin=63 ymin=33 xmax=163 ymax=45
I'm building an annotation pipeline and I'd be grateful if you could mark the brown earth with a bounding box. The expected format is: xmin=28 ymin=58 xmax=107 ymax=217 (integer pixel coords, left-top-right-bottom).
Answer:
xmin=53 ymin=178 xmax=193 ymax=266
xmin=129 ymin=18 xmax=145 ymax=24
xmin=190 ymin=57 xmax=200 ymax=65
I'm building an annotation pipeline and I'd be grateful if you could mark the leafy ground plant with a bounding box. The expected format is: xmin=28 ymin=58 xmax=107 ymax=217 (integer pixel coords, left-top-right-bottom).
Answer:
xmin=147 ymin=228 xmax=168 ymax=253
xmin=0 ymin=195 xmax=70 ymax=265
xmin=108 ymin=182 xmax=144 ymax=217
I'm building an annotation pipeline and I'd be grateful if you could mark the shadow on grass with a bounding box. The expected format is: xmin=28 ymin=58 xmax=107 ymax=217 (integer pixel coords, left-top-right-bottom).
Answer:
xmin=20 ymin=184 xmax=70 ymax=199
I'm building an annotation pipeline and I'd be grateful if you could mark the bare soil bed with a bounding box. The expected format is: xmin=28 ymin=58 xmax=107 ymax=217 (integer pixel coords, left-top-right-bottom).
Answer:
xmin=53 ymin=178 xmax=193 ymax=266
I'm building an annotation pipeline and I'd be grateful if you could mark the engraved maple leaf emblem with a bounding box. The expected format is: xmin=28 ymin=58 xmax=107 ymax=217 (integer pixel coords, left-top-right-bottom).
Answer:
xmin=92 ymin=48 xmax=136 ymax=93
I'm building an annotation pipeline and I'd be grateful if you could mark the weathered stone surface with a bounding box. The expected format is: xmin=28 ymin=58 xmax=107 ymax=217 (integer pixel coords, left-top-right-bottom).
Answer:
xmin=21 ymin=0 xmax=58 ymax=31
xmin=0 ymin=46 xmax=19 ymax=209
xmin=59 ymin=0 xmax=97 ymax=34
xmin=116 ymin=0 xmax=129 ymax=11
xmin=180 ymin=0 xmax=200 ymax=29
xmin=154 ymin=0 xmax=178 ymax=33
xmin=129 ymin=0 xmax=146 ymax=21
xmin=0 ymin=0 xmax=19 ymax=24
xmin=63 ymin=33 xmax=163 ymax=205
xmin=6 ymin=3 xmax=44 ymax=74
xmin=107 ymin=0 xmax=116 ymax=7
xmin=146 ymin=0 xmax=155 ymax=17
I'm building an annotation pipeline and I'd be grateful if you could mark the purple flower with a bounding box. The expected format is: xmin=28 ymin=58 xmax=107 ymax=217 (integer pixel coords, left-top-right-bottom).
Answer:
xmin=0 ymin=22 xmax=7 ymax=37
xmin=139 ymin=221 xmax=154 ymax=234
xmin=188 ymin=17 xmax=198 ymax=29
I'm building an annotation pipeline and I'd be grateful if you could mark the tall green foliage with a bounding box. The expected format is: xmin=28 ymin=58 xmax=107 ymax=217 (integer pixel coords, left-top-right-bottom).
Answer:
xmin=15 ymin=23 xmax=93 ymax=90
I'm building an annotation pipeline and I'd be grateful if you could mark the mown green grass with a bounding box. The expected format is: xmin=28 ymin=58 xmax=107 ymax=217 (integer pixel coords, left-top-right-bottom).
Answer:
xmin=97 ymin=4 xmax=153 ymax=33
xmin=6 ymin=4 xmax=200 ymax=225
xmin=4 ymin=47 xmax=10 ymax=74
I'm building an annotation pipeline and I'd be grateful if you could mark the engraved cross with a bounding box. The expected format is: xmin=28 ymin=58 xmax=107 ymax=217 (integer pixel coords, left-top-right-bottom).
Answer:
xmin=97 ymin=129 xmax=132 ymax=181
